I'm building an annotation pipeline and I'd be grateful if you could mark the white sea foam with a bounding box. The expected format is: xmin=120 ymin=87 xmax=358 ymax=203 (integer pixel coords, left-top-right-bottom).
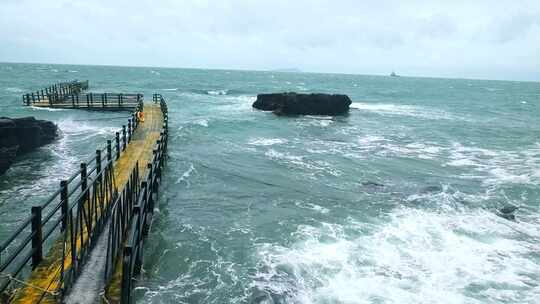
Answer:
xmin=265 ymin=149 xmax=303 ymax=162
xmin=207 ymin=89 xmax=228 ymax=95
xmin=294 ymin=201 xmax=330 ymax=214
xmin=265 ymin=149 xmax=341 ymax=177
xmin=254 ymin=208 xmax=540 ymax=303
xmin=248 ymin=138 xmax=288 ymax=146
xmin=446 ymin=142 xmax=540 ymax=186
xmin=176 ymin=164 xmax=196 ymax=186
xmin=218 ymin=95 xmax=256 ymax=112
xmin=351 ymin=102 xmax=459 ymax=120
xmin=193 ymin=119 xmax=208 ymax=127
xmin=162 ymin=88 xmax=178 ymax=91
xmin=57 ymin=119 xmax=118 ymax=137
xmin=4 ymin=87 xmax=24 ymax=93
xmin=30 ymin=106 xmax=66 ymax=112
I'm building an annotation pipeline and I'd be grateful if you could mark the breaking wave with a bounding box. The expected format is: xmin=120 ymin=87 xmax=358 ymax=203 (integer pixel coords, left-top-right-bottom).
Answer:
xmin=253 ymin=206 xmax=540 ymax=303
xmin=350 ymin=102 xmax=460 ymax=120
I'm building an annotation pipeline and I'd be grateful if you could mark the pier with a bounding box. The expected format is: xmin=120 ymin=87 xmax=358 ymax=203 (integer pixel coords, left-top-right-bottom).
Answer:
xmin=23 ymin=81 xmax=142 ymax=111
xmin=1 ymin=85 xmax=169 ymax=303
xmin=22 ymin=80 xmax=89 ymax=106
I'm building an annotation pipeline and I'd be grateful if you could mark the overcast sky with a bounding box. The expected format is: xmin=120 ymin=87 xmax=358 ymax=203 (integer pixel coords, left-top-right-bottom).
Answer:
xmin=1 ymin=0 xmax=539 ymax=81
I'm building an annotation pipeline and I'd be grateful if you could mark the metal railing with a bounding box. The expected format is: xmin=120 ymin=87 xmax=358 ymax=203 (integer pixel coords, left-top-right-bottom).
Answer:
xmin=48 ymin=93 xmax=143 ymax=110
xmin=22 ymin=80 xmax=89 ymax=106
xmin=0 ymin=102 xmax=143 ymax=302
xmin=112 ymin=94 xmax=168 ymax=304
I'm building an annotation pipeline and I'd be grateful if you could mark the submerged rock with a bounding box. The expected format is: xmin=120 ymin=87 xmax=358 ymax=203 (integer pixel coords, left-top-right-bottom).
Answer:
xmin=0 ymin=117 xmax=58 ymax=175
xmin=253 ymin=92 xmax=352 ymax=115
xmin=497 ymin=205 xmax=519 ymax=221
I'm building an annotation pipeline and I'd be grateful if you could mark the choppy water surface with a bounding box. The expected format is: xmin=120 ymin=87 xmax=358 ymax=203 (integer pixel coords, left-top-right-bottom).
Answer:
xmin=0 ymin=63 xmax=539 ymax=303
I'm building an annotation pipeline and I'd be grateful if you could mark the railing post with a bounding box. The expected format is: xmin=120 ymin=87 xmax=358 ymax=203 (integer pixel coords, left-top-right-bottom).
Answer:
xmin=107 ymin=140 xmax=112 ymax=162
xmin=61 ymin=180 xmax=69 ymax=231
xmin=116 ymin=132 xmax=121 ymax=160
xmin=96 ymin=150 xmax=102 ymax=182
xmin=81 ymin=163 xmax=88 ymax=192
xmin=80 ymin=162 xmax=90 ymax=237
xmin=122 ymin=126 xmax=127 ymax=151
xmin=31 ymin=206 xmax=43 ymax=269
xmin=128 ymin=119 xmax=132 ymax=142
xmin=121 ymin=246 xmax=133 ymax=304
xmin=132 ymin=205 xmax=143 ymax=276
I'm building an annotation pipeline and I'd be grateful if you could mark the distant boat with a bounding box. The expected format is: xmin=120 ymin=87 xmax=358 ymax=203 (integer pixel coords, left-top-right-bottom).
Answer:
xmin=390 ymin=71 xmax=399 ymax=77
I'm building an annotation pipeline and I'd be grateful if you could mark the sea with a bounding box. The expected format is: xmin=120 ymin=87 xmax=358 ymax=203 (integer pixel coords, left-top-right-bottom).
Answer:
xmin=0 ymin=62 xmax=539 ymax=304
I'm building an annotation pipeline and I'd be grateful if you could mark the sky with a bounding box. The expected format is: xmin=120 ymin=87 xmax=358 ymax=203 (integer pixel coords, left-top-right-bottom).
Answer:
xmin=1 ymin=0 xmax=539 ymax=81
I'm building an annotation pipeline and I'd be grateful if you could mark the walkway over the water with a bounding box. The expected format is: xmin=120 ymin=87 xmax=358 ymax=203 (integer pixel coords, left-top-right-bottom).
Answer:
xmin=3 ymin=98 xmax=168 ymax=304
xmin=26 ymin=93 xmax=143 ymax=111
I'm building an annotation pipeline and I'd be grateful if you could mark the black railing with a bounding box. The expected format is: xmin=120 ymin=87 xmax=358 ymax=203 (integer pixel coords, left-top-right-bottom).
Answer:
xmin=114 ymin=94 xmax=168 ymax=304
xmin=22 ymin=80 xmax=89 ymax=106
xmin=0 ymin=102 xmax=143 ymax=302
xmin=35 ymin=93 xmax=143 ymax=110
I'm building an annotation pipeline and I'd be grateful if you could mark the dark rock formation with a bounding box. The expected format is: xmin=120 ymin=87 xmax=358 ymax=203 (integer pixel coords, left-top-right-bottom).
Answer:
xmin=253 ymin=92 xmax=352 ymax=115
xmin=497 ymin=205 xmax=519 ymax=221
xmin=0 ymin=117 xmax=58 ymax=175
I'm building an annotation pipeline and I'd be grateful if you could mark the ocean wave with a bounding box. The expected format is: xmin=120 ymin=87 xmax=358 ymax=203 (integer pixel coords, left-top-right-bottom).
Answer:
xmin=175 ymin=164 xmax=196 ymax=186
xmin=188 ymin=89 xmax=247 ymax=96
xmin=350 ymin=102 xmax=460 ymax=120
xmin=265 ymin=149 xmax=342 ymax=177
xmin=193 ymin=119 xmax=208 ymax=127
xmin=4 ymin=87 xmax=24 ymax=93
xmin=253 ymin=207 xmax=540 ymax=303
xmin=306 ymin=136 xmax=445 ymax=161
xmin=30 ymin=106 xmax=66 ymax=112
xmin=248 ymin=138 xmax=288 ymax=146
xmin=56 ymin=119 xmax=119 ymax=145
xmin=445 ymin=142 xmax=540 ymax=186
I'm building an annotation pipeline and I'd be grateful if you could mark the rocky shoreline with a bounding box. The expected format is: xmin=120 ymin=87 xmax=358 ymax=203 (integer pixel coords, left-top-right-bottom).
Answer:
xmin=0 ymin=117 xmax=58 ymax=175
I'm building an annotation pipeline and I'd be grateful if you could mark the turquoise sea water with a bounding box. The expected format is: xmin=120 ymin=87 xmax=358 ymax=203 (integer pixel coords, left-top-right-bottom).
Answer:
xmin=0 ymin=63 xmax=539 ymax=303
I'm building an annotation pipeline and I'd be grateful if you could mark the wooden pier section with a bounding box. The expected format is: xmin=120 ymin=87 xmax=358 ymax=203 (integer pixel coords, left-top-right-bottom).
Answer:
xmin=1 ymin=94 xmax=169 ymax=304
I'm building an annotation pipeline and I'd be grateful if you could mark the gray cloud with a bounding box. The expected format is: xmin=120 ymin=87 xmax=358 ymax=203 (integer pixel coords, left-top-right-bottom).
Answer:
xmin=0 ymin=0 xmax=539 ymax=80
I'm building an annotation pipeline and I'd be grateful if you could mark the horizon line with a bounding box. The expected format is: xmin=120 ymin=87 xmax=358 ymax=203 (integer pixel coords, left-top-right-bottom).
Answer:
xmin=0 ymin=60 xmax=538 ymax=84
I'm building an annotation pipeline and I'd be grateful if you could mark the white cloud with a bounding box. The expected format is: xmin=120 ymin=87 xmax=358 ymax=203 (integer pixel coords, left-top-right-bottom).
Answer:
xmin=0 ymin=0 xmax=539 ymax=80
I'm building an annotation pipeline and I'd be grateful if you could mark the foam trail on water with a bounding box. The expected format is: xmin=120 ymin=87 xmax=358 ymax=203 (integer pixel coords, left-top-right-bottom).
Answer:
xmin=350 ymin=102 xmax=459 ymax=120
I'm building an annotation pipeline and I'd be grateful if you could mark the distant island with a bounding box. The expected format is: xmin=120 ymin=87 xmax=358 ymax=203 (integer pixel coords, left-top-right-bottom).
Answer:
xmin=390 ymin=71 xmax=400 ymax=77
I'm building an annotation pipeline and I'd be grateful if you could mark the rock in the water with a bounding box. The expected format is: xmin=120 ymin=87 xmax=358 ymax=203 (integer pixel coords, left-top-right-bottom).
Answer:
xmin=0 ymin=117 xmax=58 ymax=175
xmin=499 ymin=205 xmax=518 ymax=215
xmin=253 ymin=92 xmax=352 ymax=115
xmin=496 ymin=205 xmax=518 ymax=221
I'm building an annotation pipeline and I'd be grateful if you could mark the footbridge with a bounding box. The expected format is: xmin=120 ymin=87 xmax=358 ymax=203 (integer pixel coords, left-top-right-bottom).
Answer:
xmin=1 ymin=85 xmax=169 ymax=304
